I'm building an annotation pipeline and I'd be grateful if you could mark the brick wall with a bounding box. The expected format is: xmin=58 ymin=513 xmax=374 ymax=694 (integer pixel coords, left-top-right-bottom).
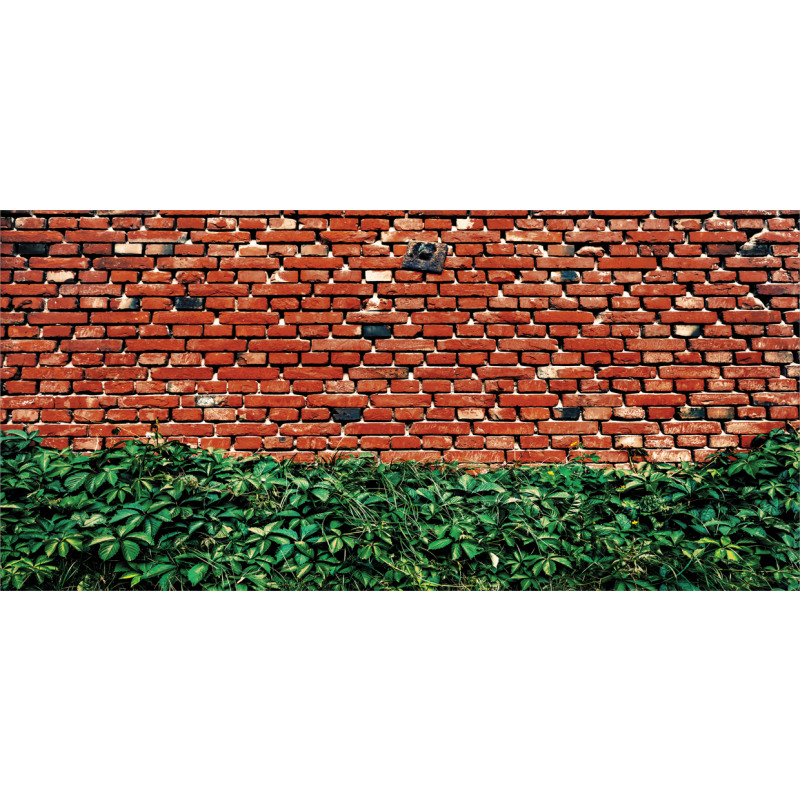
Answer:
xmin=1 ymin=210 xmax=798 ymax=464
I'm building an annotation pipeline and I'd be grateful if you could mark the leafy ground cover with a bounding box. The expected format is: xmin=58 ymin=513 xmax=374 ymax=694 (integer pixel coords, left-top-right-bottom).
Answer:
xmin=1 ymin=427 xmax=798 ymax=590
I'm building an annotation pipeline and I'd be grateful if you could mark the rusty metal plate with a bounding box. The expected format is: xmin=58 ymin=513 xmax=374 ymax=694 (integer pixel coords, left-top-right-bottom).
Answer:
xmin=402 ymin=240 xmax=447 ymax=274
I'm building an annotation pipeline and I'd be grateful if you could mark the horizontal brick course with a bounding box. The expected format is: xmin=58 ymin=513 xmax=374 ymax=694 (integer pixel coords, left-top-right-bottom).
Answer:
xmin=1 ymin=210 xmax=798 ymax=461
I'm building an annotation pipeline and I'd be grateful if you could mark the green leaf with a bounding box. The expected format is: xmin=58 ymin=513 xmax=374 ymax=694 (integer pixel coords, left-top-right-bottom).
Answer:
xmin=64 ymin=472 xmax=90 ymax=492
xmin=2 ymin=425 xmax=799 ymax=592
xmin=460 ymin=541 xmax=480 ymax=559
xmin=187 ymin=563 xmax=208 ymax=586
xmin=129 ymin=531 xmax=155 ymax=546
xmin=98 ymin=540 xmax=120 ymax=561
xmin=614 ymin=513 xmax=630 ymax=531
xmin=275 ymin=543 xmax=295 ymax=560
xmin=143 ymin=563 xmax=175 ymax=579
xmin=121 ymin=539 xmax=140 ymax=562
xmin=428 ymin=538 xmax=452 ymax=550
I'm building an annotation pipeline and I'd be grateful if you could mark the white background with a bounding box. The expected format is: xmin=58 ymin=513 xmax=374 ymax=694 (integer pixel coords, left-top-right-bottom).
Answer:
xmin=1 ymin=2 xmax=798 ymax=799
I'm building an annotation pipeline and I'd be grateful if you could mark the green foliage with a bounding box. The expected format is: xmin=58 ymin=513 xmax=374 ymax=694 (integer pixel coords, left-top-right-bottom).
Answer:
xmin=1 ymin=427 xmax=798 ymax=590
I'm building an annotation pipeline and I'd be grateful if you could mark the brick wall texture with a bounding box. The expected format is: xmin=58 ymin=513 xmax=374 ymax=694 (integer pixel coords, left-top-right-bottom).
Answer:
xmin=1 ymin=210 xmax=798 ymax=464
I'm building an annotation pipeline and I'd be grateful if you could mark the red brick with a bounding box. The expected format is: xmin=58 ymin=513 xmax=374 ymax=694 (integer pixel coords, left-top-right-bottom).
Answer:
xmin=2 ymin=210 xmax=796 ymax=461
xmin=627 ymin=394 xmax=686 ymax=406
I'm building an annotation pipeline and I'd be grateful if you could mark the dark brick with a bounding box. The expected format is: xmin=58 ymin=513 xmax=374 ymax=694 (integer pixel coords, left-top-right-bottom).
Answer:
xmin=554 ymin=407 xmax=581 ymax=420
xmin=18 ymin=243 xmax=48 ymax=257
xmin=553 ymin=270 xmax=580 ymax=283
xmin=331 ymin=407 xmax=362 ymax=423
xmin=175 ymin=297 xmax=205 ymax=310
xmin=739 ymin=242 xmax=770 ymax=257
xmin=362 ymin=324 xmax=392 ymax=339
